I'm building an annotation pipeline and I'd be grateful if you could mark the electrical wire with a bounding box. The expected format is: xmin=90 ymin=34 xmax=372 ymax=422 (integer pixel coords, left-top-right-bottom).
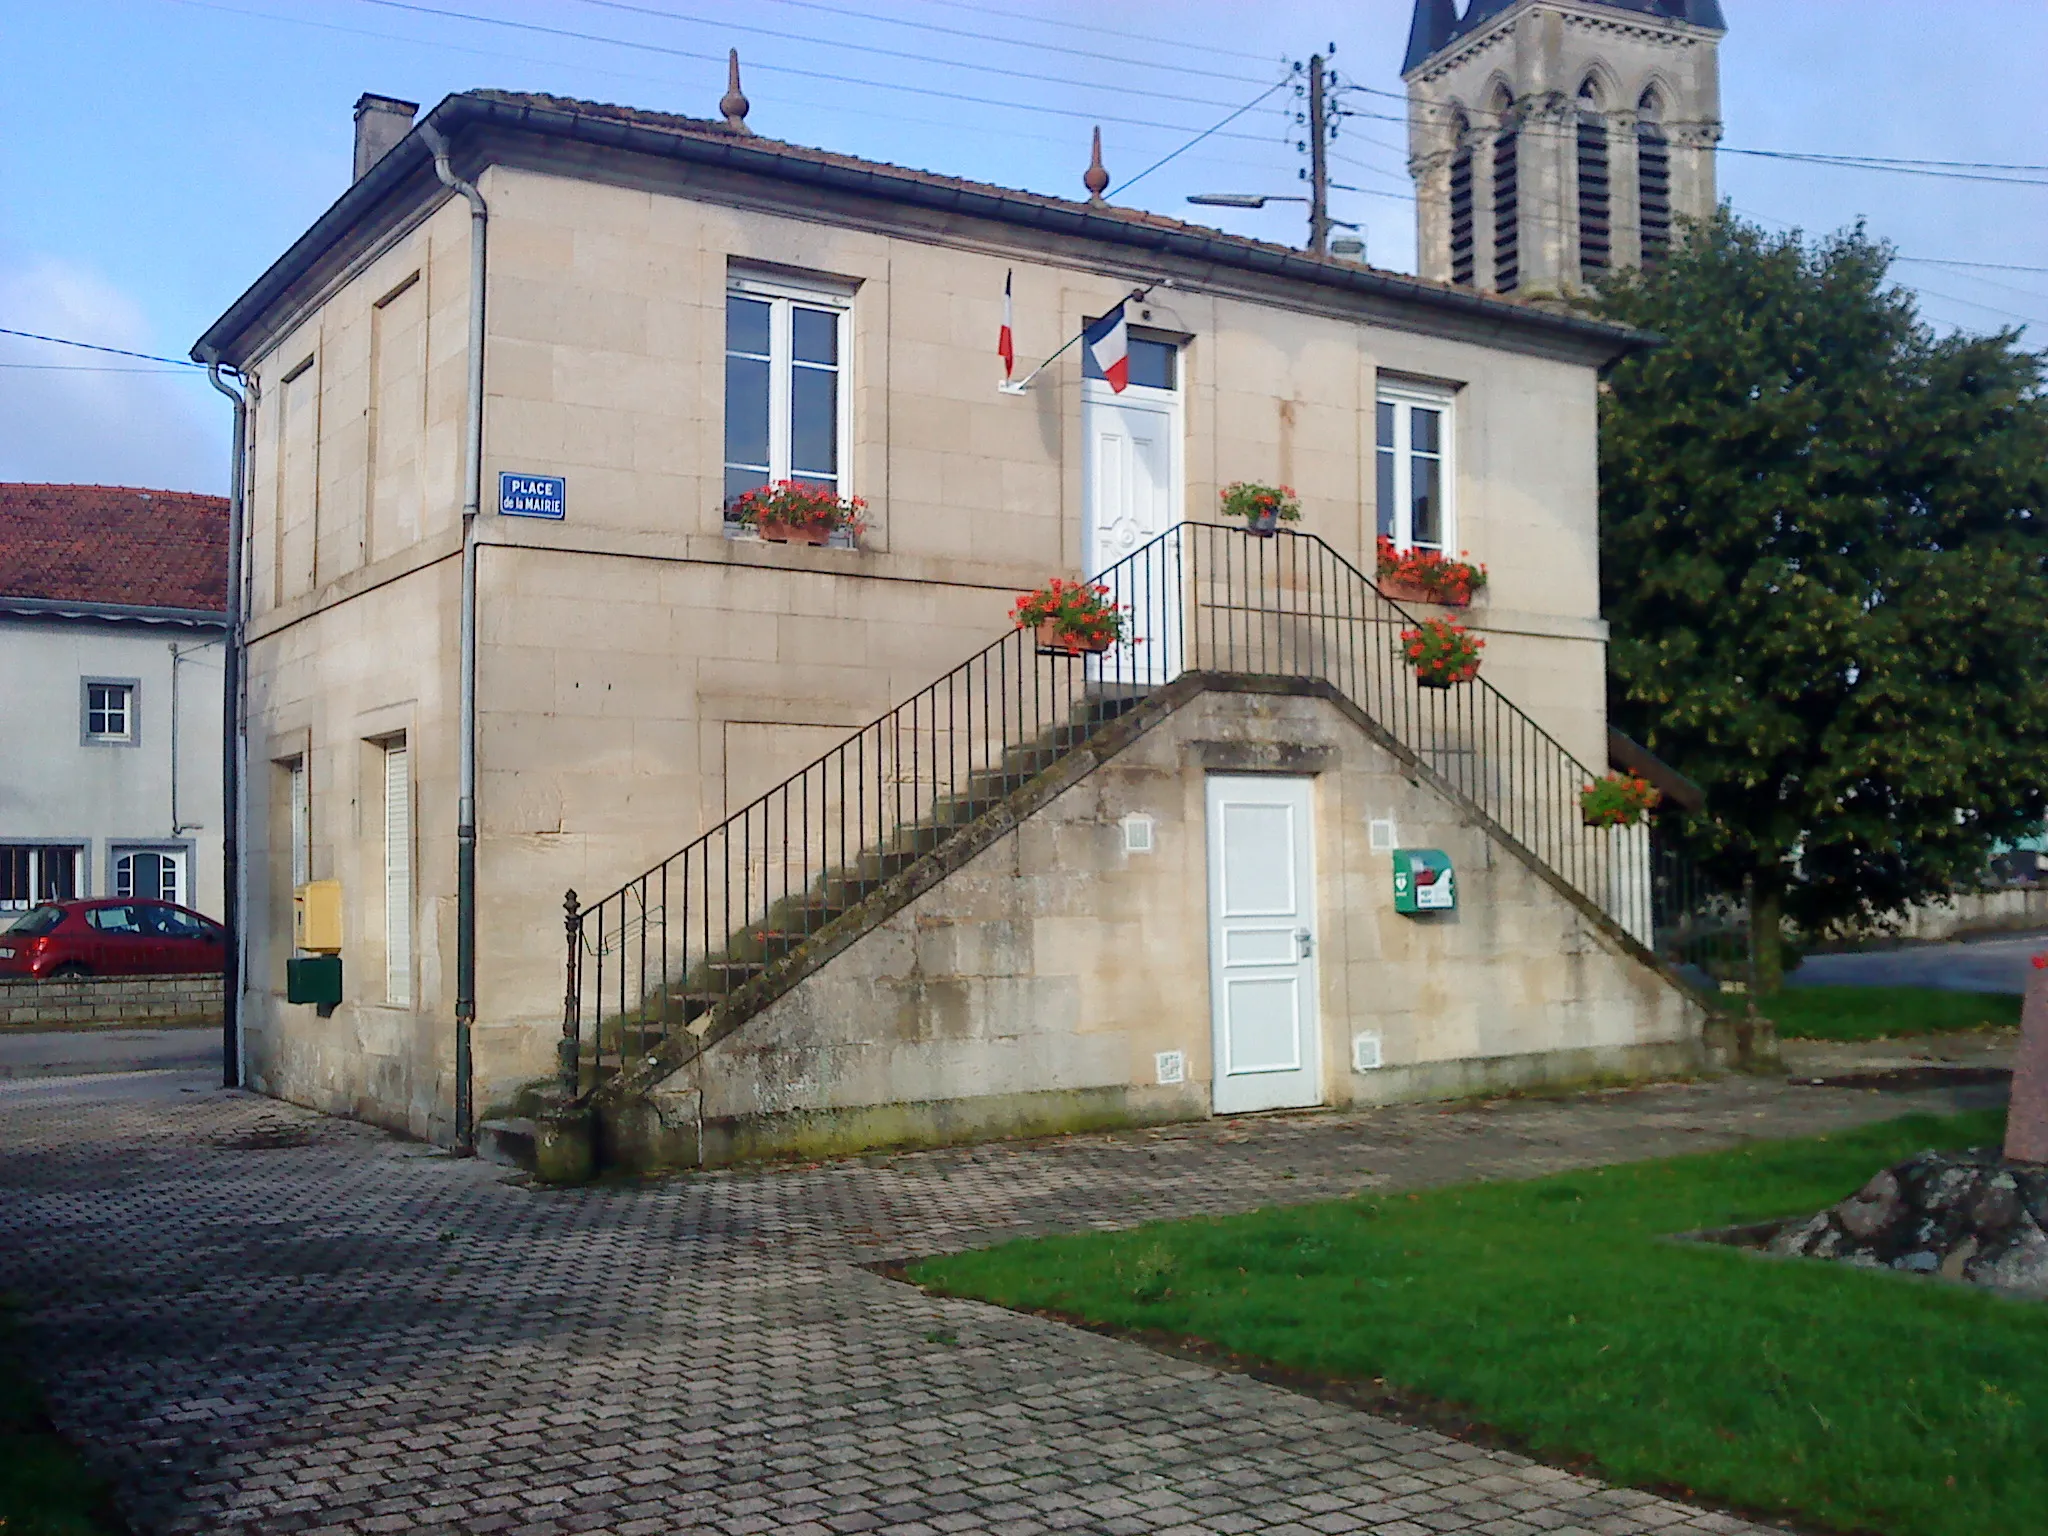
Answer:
xmin=0 ymin=362 xmax=201 ymax=374
xmin=0 ymin=327 xmax=205 ymax=367
xmin=1109 ymin=78 xmax=1294 ymax=199
xmin=891 ymin=0 xmax=1273 ymax=67
xmin=565 ymin=0 xmax=1269 ymax=113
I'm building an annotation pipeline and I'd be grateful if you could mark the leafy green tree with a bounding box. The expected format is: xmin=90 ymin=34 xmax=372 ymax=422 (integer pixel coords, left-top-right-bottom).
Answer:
xmin=1594 ymin=212 xmax=2048 ymax=987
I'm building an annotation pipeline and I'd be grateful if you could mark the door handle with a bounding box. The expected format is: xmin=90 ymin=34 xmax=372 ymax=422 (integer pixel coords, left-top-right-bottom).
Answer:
xmin=1296 ymin=927 xmax=1314 ymax=959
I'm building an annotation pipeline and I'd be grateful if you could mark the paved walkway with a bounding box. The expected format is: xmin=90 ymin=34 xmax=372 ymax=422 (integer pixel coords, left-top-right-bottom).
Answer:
xmin=1791 ymin=928 xmax=2048 ymax=993
xmin=0 ymin=1024 xmax=219 ymax=1078
xmin=0 ymin=1067 xmax=2006 ymax=1536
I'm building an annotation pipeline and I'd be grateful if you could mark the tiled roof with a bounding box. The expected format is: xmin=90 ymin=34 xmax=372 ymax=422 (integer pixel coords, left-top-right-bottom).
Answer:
xmin=1405 ymin=0 xmax=1727 ymax=73
xmin=0 ymin=484 xmax=229 ymax=612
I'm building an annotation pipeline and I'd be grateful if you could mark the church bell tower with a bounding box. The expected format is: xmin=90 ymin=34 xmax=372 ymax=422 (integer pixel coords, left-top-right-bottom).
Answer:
xmin=1403 ymin=0 xmax=1725 ymax=296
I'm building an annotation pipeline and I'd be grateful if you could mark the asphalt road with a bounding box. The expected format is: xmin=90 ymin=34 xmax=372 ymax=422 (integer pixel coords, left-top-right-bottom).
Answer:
xmin=0 ymin=1026 xmax=222 ymax=1079
xmin=1792 ymin=929 xmax=2048 ymax=994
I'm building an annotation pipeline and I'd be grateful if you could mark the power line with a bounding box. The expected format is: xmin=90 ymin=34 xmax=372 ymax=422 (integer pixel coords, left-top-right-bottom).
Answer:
xmin=752 ymin=0 xmax=1273 ymax=90
xmin=566 ymin=0 xmax=1266 ymax=114
xmin=892 ymin=0 xmax=1270 ymax=68
xmin=345 ymin=0 xmax=1284 ymax=144
xmin=0 ymin=362 xmax=200 ymax=374
xmin=1110 ymin=78 xmax=1294 ymax=199
xmin=0 ymin=327 xmax=205 ymax=368
xmin=1896 ymin=257 xmax=2048 ymax=275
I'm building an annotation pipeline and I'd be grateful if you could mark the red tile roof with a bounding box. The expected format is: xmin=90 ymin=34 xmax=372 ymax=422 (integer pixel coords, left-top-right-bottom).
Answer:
xmin=0 ymin=484 xmax=229 ymax=612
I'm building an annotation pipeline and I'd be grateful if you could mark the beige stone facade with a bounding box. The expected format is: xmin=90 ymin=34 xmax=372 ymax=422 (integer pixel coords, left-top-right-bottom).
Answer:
xmin=197 ymin=90 xmax=1674 ymax=1148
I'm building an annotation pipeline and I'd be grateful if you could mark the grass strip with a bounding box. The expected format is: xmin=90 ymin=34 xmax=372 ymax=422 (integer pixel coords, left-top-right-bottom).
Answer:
xmin=0 ymin=1299 xmax=126 ymax=1535
xmin=910 ymin=1110 xmax=2043 ymax=1536
xmin=1765 ymin=985 xmax=2021 ymax=1041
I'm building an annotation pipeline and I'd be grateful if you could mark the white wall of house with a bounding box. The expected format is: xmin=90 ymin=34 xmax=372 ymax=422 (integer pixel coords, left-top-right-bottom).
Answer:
xmin=0 ymin=613 xmax=226 ymax=918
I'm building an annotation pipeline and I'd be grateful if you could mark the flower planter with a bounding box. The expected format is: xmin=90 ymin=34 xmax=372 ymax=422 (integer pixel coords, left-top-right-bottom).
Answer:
xmin=1221 ymin=483 xmax=1300 ymax=539
xmin=1400 ymin=616 xmax=1484 ymax=690
xmin=1247 ymin=509 xmax=1280 ymax=538
xmin=1035 ymin=621 xmax=1113 ymax=656
xmin=758 ymin=519 xmax=832 ymax=546
xmin=1416 ymin=672 xmax=1458 ymax=690
xmin=1379 ymin=575 xmax=1470 ymax=608
xmin=1579 ymin=773 xmax=1661 ymax=828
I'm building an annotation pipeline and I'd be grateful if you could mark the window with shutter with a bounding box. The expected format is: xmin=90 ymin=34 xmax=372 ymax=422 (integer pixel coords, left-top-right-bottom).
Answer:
xmin=384 ymin=742 xmax=412 ymax=1005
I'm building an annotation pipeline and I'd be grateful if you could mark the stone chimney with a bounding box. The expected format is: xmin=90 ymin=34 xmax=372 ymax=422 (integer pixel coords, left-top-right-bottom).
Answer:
xmin=353 ymin=94 xmax=419 ymax=182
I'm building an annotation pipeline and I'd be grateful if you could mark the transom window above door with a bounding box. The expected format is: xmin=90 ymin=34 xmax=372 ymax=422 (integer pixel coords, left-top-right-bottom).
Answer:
xmin=1376 ymin=383 xmax=1456 ymax=553
xmin=723 ymin=276 xmax=851 ymax=514
xmin=1083 ymin=335 xmax=1178 ymax=391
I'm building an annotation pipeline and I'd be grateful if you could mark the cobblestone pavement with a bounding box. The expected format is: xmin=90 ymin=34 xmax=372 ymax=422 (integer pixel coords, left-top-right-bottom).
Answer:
xmin=0 ymin=1067 xmax=2005 ymax=1536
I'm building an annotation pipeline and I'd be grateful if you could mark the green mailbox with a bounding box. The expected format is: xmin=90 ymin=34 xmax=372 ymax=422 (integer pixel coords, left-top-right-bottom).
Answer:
xmin=287 ymin=954 xmax=343 ymax=1007
xmin=1392 ymin=849 xmax=1456 ymax=914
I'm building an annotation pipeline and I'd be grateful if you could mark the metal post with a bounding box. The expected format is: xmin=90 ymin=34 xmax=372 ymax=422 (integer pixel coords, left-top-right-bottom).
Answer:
xmin=561 ymin=888 xmax=581 ymax=1092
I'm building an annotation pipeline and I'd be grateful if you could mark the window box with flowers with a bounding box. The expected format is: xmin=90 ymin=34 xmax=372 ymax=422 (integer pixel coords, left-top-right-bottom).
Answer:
xmin=1012 ymin=579 xmax=1130 ymax=656
xmin=1220 ymin=481 xmax=1301 ymax=537
xmin=1579 ymin=773 xmax=1662 ymax=829
xmin=1376 ymin=537 xmax=1487 ymax=607
xmin=1400 ymin=617 xmax=1484 ymax=689
xmin=729 ymin=480 xmax=867 ymax=546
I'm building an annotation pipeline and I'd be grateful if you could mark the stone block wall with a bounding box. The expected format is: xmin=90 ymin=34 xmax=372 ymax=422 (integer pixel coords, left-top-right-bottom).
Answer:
xmin=0 ymin=975 xmax=225 ymax=1029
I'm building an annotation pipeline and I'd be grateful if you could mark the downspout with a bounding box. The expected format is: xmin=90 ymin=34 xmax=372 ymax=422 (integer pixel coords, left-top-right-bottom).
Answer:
xmin=206 ymin=363 xmax=248 ymax=1089
xmin=422 ymin=122 xmax=485 ymax=1154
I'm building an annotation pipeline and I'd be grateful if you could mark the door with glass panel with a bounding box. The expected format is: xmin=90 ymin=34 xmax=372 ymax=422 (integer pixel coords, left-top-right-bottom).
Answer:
xmin=723 ymin=278 xmax=851 ymax=521
xmin=1081 ymin=334 xmax=1183 ymax=685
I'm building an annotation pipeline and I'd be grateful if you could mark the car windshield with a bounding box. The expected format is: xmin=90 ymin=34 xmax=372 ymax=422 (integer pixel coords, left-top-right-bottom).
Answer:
xmin=5 ymin=906 xmax=65 ymax=936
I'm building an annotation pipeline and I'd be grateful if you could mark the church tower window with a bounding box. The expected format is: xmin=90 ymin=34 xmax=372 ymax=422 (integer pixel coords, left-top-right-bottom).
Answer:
xmin=1491 ymin=92 xmax=1519 ymax=293
xmin=1576 ymin=79 xmax=1611 ymax=280
xmin=1448 ymin=114 xmax=1476 ymax=287
xmin=1637 ymin=88 xmax=1672 ymax=270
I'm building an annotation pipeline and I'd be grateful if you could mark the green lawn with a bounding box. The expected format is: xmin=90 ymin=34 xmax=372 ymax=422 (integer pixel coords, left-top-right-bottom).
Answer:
xmin=910 ymin=1110 xmax=2045 ymax=1536
xmin=0 ymin=1303 xmax=125 ymax=1536
xmin=1765 ymin=985 xmax=2021 ymax=1041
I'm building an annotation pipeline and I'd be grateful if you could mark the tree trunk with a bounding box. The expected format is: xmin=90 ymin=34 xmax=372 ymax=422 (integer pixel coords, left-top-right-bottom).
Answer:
xmin=1749 ymin=878 xmax=1786 ymax=995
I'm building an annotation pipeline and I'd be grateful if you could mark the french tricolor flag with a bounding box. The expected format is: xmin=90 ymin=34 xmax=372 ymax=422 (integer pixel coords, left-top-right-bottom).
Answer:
xmin=1084 ymin=303 xmax=1129 ymax=393
xmin=998 ymin=270 xmax=1015 ymax=380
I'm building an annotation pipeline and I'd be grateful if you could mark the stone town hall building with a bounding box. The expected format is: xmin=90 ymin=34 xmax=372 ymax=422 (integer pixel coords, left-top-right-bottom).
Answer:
xmin=1404 ymin=0 xmax=1725 ymax=295
xmin=193 ymin=41 xmax=1731 ymax=1172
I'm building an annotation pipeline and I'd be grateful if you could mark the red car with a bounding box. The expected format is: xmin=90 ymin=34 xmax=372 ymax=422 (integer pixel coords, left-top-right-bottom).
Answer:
xmin=0 ymin=900 xmax=227 ymax=978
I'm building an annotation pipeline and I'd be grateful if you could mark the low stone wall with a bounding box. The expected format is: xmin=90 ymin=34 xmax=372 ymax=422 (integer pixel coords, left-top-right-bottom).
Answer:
xmin=0 ymin=974 xmax=224 ymax=1029
xmin=1892 ymin=888 xmax=2048 ymax=943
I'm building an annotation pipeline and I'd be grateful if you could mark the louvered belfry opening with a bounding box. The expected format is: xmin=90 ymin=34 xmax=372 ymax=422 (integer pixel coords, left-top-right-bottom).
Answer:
xmin=1637 ymin=89 xmax=1671 ymax=270
xmin=1448 ymin=119 xmax=1477 ymax=287
xmin=1575 ymin=81 xmax=1611 ymax=280
xmin=1491 ymin=122 xmax=1519 ymax=292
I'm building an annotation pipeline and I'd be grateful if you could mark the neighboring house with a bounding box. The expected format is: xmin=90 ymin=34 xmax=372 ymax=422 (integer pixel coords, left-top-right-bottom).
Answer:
xmin=1404 ymin=0 xmax=1725 ymax=294
xmin=0 ymin=484 xmax=228 ymax=919
xmin=192 ymin=79 xmax=1711 ymax=1167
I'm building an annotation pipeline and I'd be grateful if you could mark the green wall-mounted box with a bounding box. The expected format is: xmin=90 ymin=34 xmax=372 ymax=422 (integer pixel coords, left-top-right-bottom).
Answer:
xmin=1392 ymin=849 xmax=1456 ymax=914
xmin=286 ymin=954 xmax=344 ymax=1006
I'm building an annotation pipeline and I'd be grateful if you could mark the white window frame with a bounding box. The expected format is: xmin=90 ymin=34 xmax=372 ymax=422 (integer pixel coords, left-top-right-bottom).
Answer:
xmin=288 ymin=756 xmax=310 ymax=891
xmin=723 ymin=274 xmax=853 ymax=518
xmin=383 ymin=739 xmax=413 ymax=1006
xmin=1376 ymin=382 xmax=1457 ymax=555
xmin=0 ymin=844 xmax=85 ymax=910
xmin=82 ymin=679 xmax=139 ymax=746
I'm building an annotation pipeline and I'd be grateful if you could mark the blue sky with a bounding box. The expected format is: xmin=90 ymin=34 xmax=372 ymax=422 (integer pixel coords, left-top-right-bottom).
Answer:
xmin=3 ymin=0 xmax=2043 ymax=493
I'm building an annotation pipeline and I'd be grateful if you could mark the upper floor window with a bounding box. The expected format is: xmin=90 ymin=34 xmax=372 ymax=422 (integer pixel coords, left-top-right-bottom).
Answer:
xmin=1637 ymin=89 xmax=1672 ymax=270
xmin=1377 ymin=384 xmax=1455 ymax=554
xmin=83 ymin=680 xmax=136 ymax=744
xmin=723 ymin=276 xmax=851 ymax=513
xmin=1576 ymin=79 xmax=1611 ymax=280
xmin=1447 ymin=113 xmax=1476 ymax=289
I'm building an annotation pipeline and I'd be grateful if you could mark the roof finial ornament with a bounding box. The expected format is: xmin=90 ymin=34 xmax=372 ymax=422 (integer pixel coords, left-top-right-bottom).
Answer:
xmin=720 ymin=49 xmax=752 ymax=134
xmin=1083 ymin=126 xmax=1109 ymax=205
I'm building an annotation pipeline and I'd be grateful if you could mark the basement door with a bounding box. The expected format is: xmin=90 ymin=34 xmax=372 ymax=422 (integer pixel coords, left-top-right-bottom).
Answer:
xmin=1206 ymin=774 xmax=1322 ymax=1114
xmin=1082 ymin=364 xmax=1183 ymax=686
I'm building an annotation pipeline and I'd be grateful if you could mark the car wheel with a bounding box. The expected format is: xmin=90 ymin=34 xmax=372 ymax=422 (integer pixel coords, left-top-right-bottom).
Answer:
xmin=47 ymin=962 xmax=91 ymax=979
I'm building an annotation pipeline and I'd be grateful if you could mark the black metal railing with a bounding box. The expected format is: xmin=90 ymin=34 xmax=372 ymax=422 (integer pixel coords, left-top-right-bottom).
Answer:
xmin=564 ymin=522 xmax=1684 ymax=1083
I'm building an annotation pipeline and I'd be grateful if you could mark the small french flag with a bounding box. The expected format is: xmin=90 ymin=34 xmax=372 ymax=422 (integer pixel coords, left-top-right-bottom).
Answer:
xmin=1084 ymin=303 xmax=1129 ymax=393
xmin=998 ymin=269 xmax=1015 ymax=380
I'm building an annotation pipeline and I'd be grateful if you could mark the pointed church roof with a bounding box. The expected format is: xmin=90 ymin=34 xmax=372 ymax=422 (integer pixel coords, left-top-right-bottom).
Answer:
xmin=1404 ymin=0 xmax=1727 ymax=74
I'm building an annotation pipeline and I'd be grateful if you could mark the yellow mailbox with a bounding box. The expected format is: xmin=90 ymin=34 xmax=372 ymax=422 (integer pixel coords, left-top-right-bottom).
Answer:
xmin=293 ymin=880 xmax=343 ymax=953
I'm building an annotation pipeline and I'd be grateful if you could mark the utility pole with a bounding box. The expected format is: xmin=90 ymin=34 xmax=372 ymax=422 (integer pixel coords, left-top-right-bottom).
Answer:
xmin=1307 ymin=52 xmax=1330 ymax=255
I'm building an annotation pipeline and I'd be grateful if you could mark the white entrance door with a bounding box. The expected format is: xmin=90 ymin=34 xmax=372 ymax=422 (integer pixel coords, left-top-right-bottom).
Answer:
xmin=1206 ymin=775 xmax=1322 ymax=1114
xmin=1082 ymin=377 xmax=1182 ymax=684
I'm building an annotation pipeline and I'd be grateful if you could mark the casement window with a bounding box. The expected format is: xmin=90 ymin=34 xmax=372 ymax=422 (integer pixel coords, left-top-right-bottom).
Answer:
xmin=82 ymin=680 xmax=137 ymax=744
xmin=722 ymin=276 xmax=851 ymax=514
xmin=115 ymin=848 xmax=186 ymax=906
xmin=383 ymin=740 xmax=412 ymax=1005
xmin=1376 ymin=385 xmax=1455 ymax=553
xmin=1 ymin=845 xmax=83 ymax=909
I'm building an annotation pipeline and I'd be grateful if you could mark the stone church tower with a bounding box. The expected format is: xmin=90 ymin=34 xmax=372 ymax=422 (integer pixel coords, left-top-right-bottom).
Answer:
xmin=1403 ymin=0 xmax=1724 ymax=295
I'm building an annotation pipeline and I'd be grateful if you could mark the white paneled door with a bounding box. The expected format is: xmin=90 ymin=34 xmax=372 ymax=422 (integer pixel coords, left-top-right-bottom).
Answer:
xmin=1206 ymin=775 xmax=1322 ymax=1114
xmin=1082 ymin=378 xmax=1182 ymax=685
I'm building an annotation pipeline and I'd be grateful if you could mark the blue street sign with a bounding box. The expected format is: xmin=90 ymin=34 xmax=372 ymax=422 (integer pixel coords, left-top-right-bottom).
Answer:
xmin=499 ymin=473 xmax=566 ymax=520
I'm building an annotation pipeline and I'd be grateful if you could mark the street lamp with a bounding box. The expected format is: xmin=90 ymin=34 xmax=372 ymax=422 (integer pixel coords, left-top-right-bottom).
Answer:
xmin=1185 ymin=192 xmax=1362 ymax=256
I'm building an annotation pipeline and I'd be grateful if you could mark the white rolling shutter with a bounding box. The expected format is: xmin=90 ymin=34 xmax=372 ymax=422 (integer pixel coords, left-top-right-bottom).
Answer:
xmin=289 ymin=759 xmax=309 ymax=890
xmin=383 ymin=742 xmax=412 ymax=1005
